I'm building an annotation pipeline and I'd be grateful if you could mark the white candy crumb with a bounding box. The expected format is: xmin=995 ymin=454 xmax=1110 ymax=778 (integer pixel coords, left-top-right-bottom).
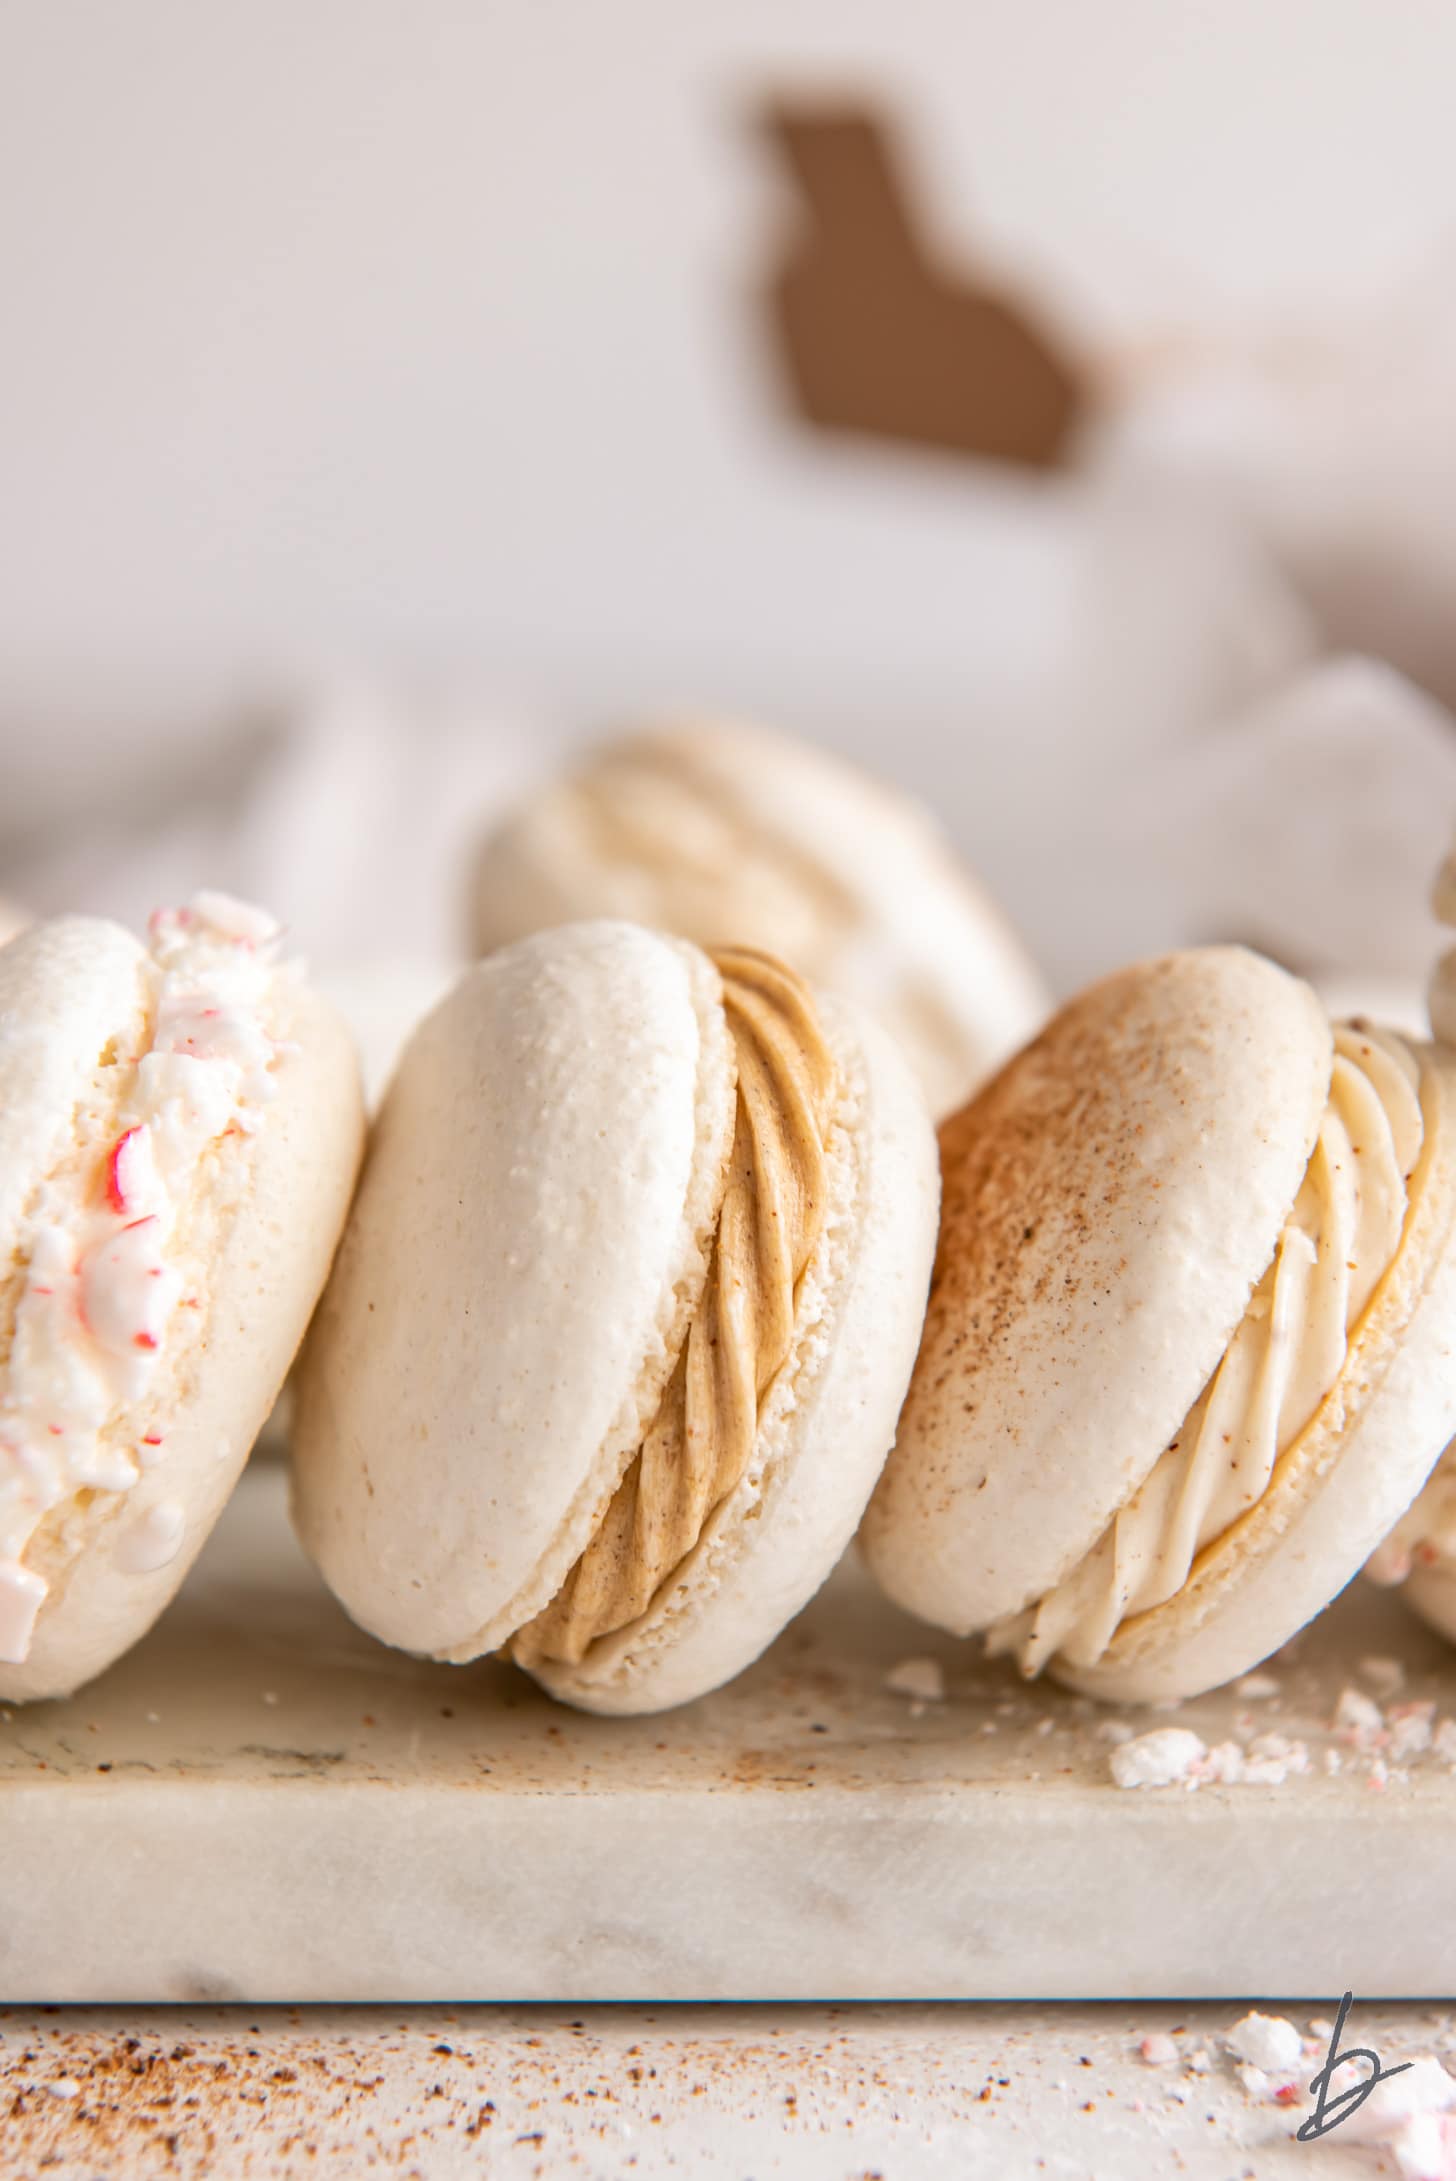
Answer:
xmin=1200 ymin=1740 xmax=1247 ymax=1784
xmin=1336 ymin=1686 xmax=1386 ymax=1746
xmin=1237 ymin=2063 xmax=1270 ymax=2098
xmin=1389 ymin=1702 xmax=1437 ymax=1763
xmin=1235 ymin=1672 xmax=1280 ymax=1700
xmin=1370 ymin=1755 xmax=1391 ymax=1792
xmin=1308 ymin=2018 xmax=1335 ymax=2039
xmin=1110 ymin=1728 xmax=1207 ymax=1790
xmin=1436 ymin=1720 xmax=1456 ymax=1766
xmin=1359 ymin=1654 xmax=1407 ymax=1698
xmin=45 ymin=2079 xmax=80 ymax=2099
xmin=1325 ymin=2053 xmax=1456 ymax=2145
xmin=1244 ymin=1732 xmax=1310 ymax=1785
xmin=1095 ymin=1720 xmax=1135 ymax=1744
xmin=1228 ymin=2012 xmax=1304 ymax=2073
xmin=1186 ymin=2047 xmax=1211 ymax=2074
xmin=1324 ymin=1748 xmax=1344 ymax=1776
xmin=1393 ymin=2111 xmax=1456 ymax=2179
xmin=1139 ymin=2033 xmax=1178 ymax=2066
xmin=884 ymin=1657 xmax=945 ymax=1702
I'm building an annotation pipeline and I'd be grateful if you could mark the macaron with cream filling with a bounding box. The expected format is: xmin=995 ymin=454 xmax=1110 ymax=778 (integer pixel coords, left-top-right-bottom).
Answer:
xmin=861 ymin=943 xmax=1456 ymax=1703
xmin=0 ymin=892 xmax=365 ymax=1701
xmin=469 ymin=719 xmax=1047 ymax=1120
xmin=1361 ymin=849 xmax=1456 ymax=1644
xmin=291 ymin=918 xmax=939 ymax=1714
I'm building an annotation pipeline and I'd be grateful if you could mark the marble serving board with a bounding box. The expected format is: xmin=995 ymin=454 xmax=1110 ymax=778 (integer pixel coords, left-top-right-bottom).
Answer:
xmin=3 ymin=1465 xmax=1455 ymax=2004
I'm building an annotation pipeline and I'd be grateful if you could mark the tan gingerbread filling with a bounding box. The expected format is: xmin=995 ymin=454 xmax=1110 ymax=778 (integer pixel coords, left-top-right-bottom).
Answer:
xmin=511 ymin=946 xmax=836 ymax=1669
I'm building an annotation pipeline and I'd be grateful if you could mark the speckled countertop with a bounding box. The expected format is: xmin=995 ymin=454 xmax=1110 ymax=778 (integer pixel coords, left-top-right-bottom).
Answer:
xmin=4 ymin=1997 xmax=1453 ymax=2177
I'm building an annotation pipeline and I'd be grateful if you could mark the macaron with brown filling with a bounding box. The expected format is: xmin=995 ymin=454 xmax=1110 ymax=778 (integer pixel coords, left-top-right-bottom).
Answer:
xmin=291 ymin=919 xmax=939 ymax=1713
xmin=469 ymin=719 xmax=1048 ymax=1120
xmin=860 ymin=944 xmax=1456 ymax=1702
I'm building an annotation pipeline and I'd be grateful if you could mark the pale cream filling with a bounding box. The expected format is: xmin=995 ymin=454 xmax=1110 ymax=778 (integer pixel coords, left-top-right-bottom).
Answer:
xmin=990 ymin=1023 xmax=1423 ymax=1676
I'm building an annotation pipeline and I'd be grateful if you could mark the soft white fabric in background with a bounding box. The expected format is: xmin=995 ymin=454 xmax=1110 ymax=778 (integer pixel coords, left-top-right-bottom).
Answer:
xmin=1 ymin=476 xmax=1330 ymax=1005
xmin=2 ymin=2 xmax=1454 ymax=1013
xmin=1094 ymin=251 xmax=1456 ymax=710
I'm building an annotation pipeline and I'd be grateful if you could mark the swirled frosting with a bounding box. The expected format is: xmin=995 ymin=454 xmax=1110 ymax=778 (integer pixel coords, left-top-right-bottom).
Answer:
xmin=512 ymin=946 xmax=836 ymax=1668
xmin=989 ymin=1022 xmax=1424 ymax=1676
xmin=0 ymin=893 xmax=286 ymax=1663
xmin=1364 ymin=862 xmax=1456 ymax=1590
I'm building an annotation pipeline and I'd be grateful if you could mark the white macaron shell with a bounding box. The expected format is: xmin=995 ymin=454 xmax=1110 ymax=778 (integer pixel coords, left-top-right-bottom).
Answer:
xmin=861 ymin=947 xmax=1334 ymax=1636
xmin=530 ymin=998 xmax=940 ymax=1715
xmin=473 ymin=721 xmax=1048 ymax=1118
xmin=1061 ymin=1039 xmax=1456 ymax=1703
xmin=0 ymin=931 xmax=364 ymax=1703
xmin=291 ymin=921 xmax=736 ymax=1661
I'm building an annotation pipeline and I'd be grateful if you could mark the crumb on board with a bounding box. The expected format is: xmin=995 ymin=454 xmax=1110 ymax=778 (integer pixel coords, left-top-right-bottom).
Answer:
xmin=883 ymin=1657 xmax=945 ymax=1703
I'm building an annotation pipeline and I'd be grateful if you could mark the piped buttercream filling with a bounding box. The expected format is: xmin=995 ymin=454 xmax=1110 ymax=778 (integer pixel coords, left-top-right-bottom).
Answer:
xmin=1365 ymin=893 xmax=1456 ymax=1592
xmin=511 ymin=946 xmax=836 ymax=1669
xmin=0 ymin=892 xmax=287 ymax=1664
xmin=989 ymin=1022 xmax=1424 ymax=1677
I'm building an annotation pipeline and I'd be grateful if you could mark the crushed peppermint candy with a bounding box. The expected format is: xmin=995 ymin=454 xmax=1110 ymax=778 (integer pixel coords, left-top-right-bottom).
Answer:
xmin=1139 ymin=2033 xmax=1178 ymax=2067
xmin=883 ymin=1657 xmax=945 ymax=1703
xmin=1227 ymin=2012 xmax=1303 ymax=2073
xmin=0 ymin=892 xmax=287 ymax=1665
xmin=1389 ymin=1702 xmax=1438 ymax=1763
xmin=1109 ymin=1728 xmax=1207 ymax=1789
xmin=1335 ymin=1686 xmax=1388 ymax=1748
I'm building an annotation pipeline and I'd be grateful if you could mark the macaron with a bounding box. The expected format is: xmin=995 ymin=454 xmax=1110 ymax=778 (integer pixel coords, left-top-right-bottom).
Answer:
xmin=860 ymin=944 xmax=1456 ymax=1703
xmin=0 ymin=892 xmax=364 ymax=1702
xmin=1360 ymin=856 xmax=1456 ymax=1643
xmin=469 ymin=719 xmax=1047 ymax=1119
xmin=291 ymin=918 xmax=939 ymax=1714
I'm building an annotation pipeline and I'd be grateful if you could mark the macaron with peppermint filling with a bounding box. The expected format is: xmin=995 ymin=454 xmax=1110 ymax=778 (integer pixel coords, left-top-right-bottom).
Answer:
xmin=0 ymin=892 xmax=364 ymax=1701
xmin=861 ymin=944 xmax=1456 ymax=1703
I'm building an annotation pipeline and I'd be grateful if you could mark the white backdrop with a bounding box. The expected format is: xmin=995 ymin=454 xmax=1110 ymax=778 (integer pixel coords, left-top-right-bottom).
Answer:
xmin=2 ymin=2 xmax=1454 ymax=990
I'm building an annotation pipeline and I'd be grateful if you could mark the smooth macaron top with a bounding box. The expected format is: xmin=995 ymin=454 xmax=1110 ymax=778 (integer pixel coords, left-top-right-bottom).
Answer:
xmin=861 ymin=946 xmax=1333 ymax=1638
xmin=292 ymin=920 xmax=737 ymax=1661
xmin=470 ymin=719 xmax=1048 ymax=1118
xmin=292 ymin=917 xmax=941 ymax=1713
